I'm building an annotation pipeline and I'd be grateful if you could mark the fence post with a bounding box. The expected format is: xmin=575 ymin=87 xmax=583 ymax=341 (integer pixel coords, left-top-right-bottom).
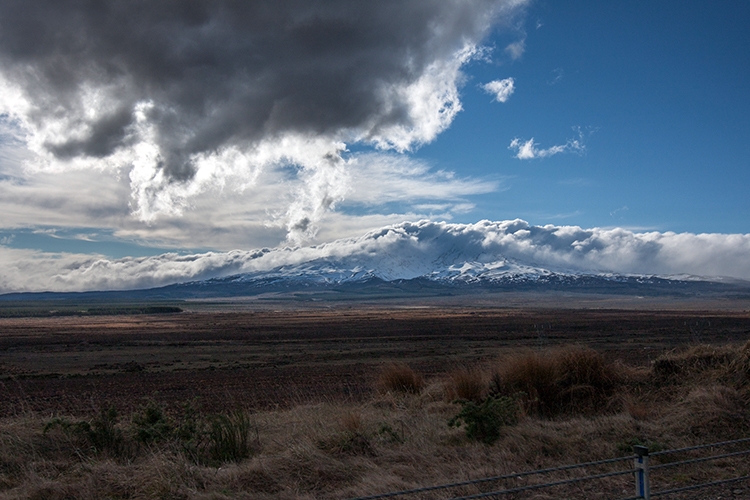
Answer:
xmin=633 ymin=445 xmax=650 ymax=499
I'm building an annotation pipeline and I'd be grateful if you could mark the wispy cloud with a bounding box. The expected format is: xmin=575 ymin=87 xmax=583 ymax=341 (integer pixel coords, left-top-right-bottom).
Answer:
xmin=482 ymin=78 xmax=516 ymax=103
xmin=610 ymin=206 xmax=629 ymax=218
xmin=345 ymin=154 xmax=498 ymax=205
xmin=505 ymin=38 xmax=526 ymax=60
xmin=547 ymin=68 xmax=564 ymax=85
xmin=509 ymin=132 xmax=585 ymax=160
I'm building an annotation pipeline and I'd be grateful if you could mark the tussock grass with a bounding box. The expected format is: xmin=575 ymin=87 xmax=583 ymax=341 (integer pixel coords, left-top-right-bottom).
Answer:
xmin=443 ymin=367 xmax=486 ymax=403
xmin=376 ymin=362 xmax=424 ymax=395
xmin=3 ymin=340 xmax=750 ymax=499
xmin=490 ymin=346 xmax=621 ymax=417
xmin=652 ymin=344 xmax=735 ymax=380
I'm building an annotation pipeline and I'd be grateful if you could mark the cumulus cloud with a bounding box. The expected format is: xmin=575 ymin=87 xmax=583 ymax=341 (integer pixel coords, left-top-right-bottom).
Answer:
xmin=3 ymin=220 xmax=750 ymax=293
xmin=0 ymin=0 xmax=528 ymax=241
xmin=509 ymin=136 xmax=584 ymax=160
xmin=482 ymin=78 xmax=516 ymax=102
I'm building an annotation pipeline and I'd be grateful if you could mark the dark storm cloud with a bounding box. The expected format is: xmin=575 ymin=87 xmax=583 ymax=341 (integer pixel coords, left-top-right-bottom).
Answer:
xmin=0 ymin=0 xmax=523 ymax=181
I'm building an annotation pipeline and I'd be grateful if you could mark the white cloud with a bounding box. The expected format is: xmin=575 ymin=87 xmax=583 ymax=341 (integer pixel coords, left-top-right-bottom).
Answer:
xmin=0 ymin=136 xmax=496 ymax=251
xmin=3 ymin=220 xmax=750 ymax=293
xmin=509 ymin=136 xmax=585 ymax=160
xmin=505 ymin=39 xmax=526 ymax=60
xmin=482 ymin=78 xmax=516 ymax=103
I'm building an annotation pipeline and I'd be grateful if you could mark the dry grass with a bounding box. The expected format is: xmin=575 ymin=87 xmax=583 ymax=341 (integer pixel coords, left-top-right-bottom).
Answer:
xmin=376 ymin=362 xmax=424 ymax=395
xmin=652 ymin=344 xmax=735 ymax=380
xmin=2 ymin=340 xmax=750 ymax=499
xmin=443 ymin=367 xmax=486 ymax=403
xmin=490 ymin=346 xmax=621 ymax=417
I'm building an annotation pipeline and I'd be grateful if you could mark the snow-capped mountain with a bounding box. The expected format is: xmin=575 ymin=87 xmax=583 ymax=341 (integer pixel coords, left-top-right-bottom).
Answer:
xmin=143 ymin=220 xmax=750 ymax=300
xmin=2 ymin=219 xmax=750 ymax=299
xmin=179 ymin=218 xmax=749 ymax=289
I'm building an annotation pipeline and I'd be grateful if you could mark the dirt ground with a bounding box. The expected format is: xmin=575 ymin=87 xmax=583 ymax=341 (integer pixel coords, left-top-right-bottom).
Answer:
xmin=2 ymin=305 xmax=750 ymax=417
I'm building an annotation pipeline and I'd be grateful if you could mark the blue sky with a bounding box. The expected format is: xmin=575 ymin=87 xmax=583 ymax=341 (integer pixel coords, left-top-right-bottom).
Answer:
xmin=1 ymin=0 xmax=749 ymax=291
xmin=415 ymin=1 xmax=750 ymax=234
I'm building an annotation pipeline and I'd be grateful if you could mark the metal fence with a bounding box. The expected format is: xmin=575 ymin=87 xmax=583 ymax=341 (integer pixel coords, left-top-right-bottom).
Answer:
xmin=349 ymin=437 xmax=750 ymax=500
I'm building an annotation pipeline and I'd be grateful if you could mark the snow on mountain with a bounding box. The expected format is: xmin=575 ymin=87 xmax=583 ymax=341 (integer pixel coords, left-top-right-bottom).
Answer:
xmin=4 ymin=219 xmax=750 ymax=293
xmin=212 ymin=219 xmax=749 ymax=287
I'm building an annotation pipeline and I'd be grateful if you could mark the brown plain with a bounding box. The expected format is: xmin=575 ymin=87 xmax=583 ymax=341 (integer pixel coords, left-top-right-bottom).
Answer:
xmin=2 ymin=303 xmax=750 ymax=499
xmin=2 ymin=306 xmax=748 ymax=416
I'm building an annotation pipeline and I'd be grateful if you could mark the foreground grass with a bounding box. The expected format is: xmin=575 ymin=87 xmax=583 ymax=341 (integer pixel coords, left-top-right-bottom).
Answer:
xmin=2 ymin=342 xmax=750 ymax=499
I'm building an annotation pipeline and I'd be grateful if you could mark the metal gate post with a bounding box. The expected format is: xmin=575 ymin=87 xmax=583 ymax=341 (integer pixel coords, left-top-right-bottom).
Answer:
xmin=633 ymin=445 xmax=650 ymax=499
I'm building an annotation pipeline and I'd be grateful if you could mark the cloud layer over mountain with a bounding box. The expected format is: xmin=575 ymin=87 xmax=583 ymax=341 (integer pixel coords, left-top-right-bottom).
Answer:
xmin=2 ymin=220 xmax=749 ymax=293
xmin=0 ymin=0 xmax=525 ymax=241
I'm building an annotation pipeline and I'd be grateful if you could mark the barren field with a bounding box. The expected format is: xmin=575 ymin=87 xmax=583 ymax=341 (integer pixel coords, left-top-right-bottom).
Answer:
xmin=3 ymin=304 xmax=750 ymax=417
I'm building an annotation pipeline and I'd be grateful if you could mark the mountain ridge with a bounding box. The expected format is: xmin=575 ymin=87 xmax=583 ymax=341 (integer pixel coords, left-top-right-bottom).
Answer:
xmin=2 ymin=219 xmax=750 ymax=300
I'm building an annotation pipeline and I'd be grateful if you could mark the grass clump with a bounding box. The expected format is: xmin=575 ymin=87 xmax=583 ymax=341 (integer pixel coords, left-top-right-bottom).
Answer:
xmin=490 ymin=346 xmax=620 ymax=417
xmin=652 ymin=345 xmax=734 ymax=380
xmin=319 ymin=410 xmax=376 ymax=456
xmin=376 ymin=362 xmax=424 ymax=395
xmin=208 ymin=410 xmax=259 ymax=464
xmin=42 ymin=402 xmax=259 ymax=466
xmin=444 ymin=367 xmax=486 ymax=403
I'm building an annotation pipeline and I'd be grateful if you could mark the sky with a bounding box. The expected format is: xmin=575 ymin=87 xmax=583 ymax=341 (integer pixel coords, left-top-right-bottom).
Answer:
xmin=1 ymin=0 xmax=749 ymax=292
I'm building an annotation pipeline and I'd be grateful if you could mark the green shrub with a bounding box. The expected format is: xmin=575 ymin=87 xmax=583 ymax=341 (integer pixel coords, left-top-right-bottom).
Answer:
xmin=448 ymin=395 xmax=519 ymax=445
xmin=132 ymin=400 xmax=173 ymax=444
xmin=44 ymin=406 xmax=126 ymax=456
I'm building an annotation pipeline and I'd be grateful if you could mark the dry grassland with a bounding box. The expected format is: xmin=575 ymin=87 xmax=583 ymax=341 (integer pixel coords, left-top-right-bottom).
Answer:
xmin=1 ymin=306 xmax=750 ymax=498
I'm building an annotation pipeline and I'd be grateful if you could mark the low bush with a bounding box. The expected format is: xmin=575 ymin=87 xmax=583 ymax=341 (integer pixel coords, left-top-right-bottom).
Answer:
xmin=132 ymin=400 xmax=173 ymax=444
xmin=448 ymin=395 xmax=520 ymax=444
xmin=490 ymin=351 xmax=558 ymax=417
xmin=44 ymin=406 xmax=128 ymax=457
xmin=729 ymin=339 xmax=750 ymax=384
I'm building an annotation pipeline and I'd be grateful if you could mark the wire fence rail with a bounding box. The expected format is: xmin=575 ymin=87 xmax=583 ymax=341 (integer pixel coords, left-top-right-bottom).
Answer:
xmin=348 ymin=437 xmax=750 ymax=500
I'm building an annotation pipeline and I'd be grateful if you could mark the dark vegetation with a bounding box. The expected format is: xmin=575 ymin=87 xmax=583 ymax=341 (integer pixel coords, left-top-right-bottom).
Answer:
xmin=0 ymin=301 xmax=183 ymax=318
